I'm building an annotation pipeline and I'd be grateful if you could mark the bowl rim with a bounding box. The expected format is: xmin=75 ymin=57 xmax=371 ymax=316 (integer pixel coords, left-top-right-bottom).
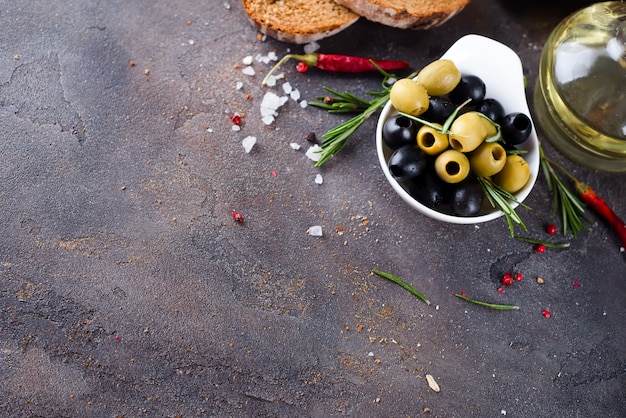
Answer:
xmin=376 ymin=34 xmax=540 ymax=224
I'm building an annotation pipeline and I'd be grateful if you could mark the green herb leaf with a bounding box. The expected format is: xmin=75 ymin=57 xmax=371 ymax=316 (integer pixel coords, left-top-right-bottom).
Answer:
xmin=372 ymin=268 xmax=430 ymax=305
xmin=454 ymin=293 xmax=519 ymax=310
xmin=539 ymin=145 xmax=591 ymax=238
xmin=516 ymin=236 xmax=570 ymax=248
xmin=476 ymin=176 xmax=530 ymax=237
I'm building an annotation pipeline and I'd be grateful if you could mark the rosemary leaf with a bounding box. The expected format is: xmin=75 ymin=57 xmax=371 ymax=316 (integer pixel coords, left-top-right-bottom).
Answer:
xmin=372 ymin=268 xmax=430 ymax=305
xmin=477 ymin=176 xmax=529 ymax=236
xmin=516 ymin=236 xmax=571 ymax=248
xmin=539 ymin=146 xmax=591 ymax=238
xmin=454 ymin=293 xmax=520 ymax=310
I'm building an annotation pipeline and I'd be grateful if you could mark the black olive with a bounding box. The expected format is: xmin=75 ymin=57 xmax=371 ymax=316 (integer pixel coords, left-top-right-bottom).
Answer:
xmin=383 ymin=115 xmax=420 ymax=150
xmin=449 ymin=75 xmax=486 ymax=106
xmin=476 ymin=98 xmax=505 ymax=122
xmin=422 ymin=97 xmax=456 ymax=125
xmin=388 ymin=144 xmax=427 ymax=183
xmin=449 ymin=180 xmax=484 ymax=217
xmin=500 ymin=112 xmax=532 ymax=145
xmin=406 ymin=169 xmax=450 ymax=208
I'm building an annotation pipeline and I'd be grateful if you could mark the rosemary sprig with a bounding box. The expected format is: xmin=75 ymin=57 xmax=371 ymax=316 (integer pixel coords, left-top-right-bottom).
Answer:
xmin=372 ymin=268 xmax=431 ymax=305
xmin=309 ymin=67 xmax=418 ymax=167
xmin=454 ymin=293 xmax=520 ymax=310
xmin=539 ymin=145 xmax=591 ymax=238
xmin=516 ymin=236 xmax=571 ymax=248
xmin=476 ymin=176 xmax=530 ymax=237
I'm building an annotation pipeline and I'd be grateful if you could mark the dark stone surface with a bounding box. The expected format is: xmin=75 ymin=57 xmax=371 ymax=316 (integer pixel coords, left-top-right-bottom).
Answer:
xmin=1 ymin=0 xmax=624 ymax=416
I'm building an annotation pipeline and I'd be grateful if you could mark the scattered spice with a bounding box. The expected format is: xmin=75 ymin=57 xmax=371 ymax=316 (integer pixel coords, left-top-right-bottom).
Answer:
xmin=296 ymin=62 xmax=309 ymax=73
xmin=230 ymin=114 xmax=242 ymax=125
xmin=231 ymin=211 xmax=244 ymax=223
xmin=454 ymin=293 xmax=519 ymax=310
xmin=501 ymin=273 xmax=513 ymax=287
xmin=262 ymin=52 xmax=410 ymax=85
xmin=372 ymin=268 xmax=430 ymax=305
xmin=573 ymin=281 xmax=581 ymax=287
xmin=425 ymin=374 xmax=441 ymax=393
xmin=514 ymin=273 xmax=523 ymax=281
xmin=536 ymin=277 xmax=545 ymax=284
xmin=305 ymin=132 xmax=318 ymax=143
xmin=542 ymin=309 xmax=551 ymax=319
xmin=497 ymin=287 xmax=506 ymax=294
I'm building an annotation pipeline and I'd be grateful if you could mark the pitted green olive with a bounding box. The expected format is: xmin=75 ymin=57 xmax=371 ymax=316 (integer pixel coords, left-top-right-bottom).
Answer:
xmin=416 ymin=59 xmax=462 ymax=96
xmin=492 ymin=155 xmax=530 ymax=193
xmin=449 ymin=112 xmax=498 ymax=153
xmin=389 ymin=78 xmax=429 ymax=116
xmin=469 ymin=142 xmax=507 ymax=177
xmin=417 ymin=124 xmax=449 ymax=156
xmin=434 ymin=149 xmax=470 ymax=184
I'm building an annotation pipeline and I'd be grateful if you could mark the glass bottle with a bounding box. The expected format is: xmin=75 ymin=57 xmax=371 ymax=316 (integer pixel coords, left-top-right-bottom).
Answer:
xmin=534 ymin=1 xmax=626 ymax=172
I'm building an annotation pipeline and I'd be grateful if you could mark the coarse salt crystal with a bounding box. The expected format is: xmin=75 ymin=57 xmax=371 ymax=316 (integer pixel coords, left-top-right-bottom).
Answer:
xmin=242 ymin=55 xmax=253 ymax=65
xmin=261 ymin=115 xmax=275 ymax=125
xmin=307 ymin=225 xmax=323 ymax=236
xmin=265 ymin=75 xmax=277 ymax=87
xmin=188 ymin=39 xmax=195 ymax=45
xmin=304 ymin=41 xmax=320 ymax=54
xmin=235 ymin=81 xmax=243 ymax=90
xmin=367 ymin=352 xmax=374 ymax=357
xmin=290 ymin=89 xmax=301 ymax=101
xmin=299 ymin=100 xmax=308 ymax=108
xmin=267 ymin=51 xmax=278 ymax=61
xmin=231 ymin=125 xmax=241 ymax=132
xmin=282 ymin=82 xmax=292 ymax=94
xmin=242 ymin=136 xmax=256 ymax=153
xmin=314 ymin=174 xmax=323 ymax=185
xmin=305 ymin=144 xmax=322 ymax=162
xmin=290 ymin=142 xmax=301 ymax=150
xmin=241 ymin=66 xmax=255 ymax=76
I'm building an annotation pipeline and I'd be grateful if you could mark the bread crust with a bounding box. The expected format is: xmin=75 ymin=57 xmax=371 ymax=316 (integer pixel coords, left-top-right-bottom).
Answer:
xmin=334 ymin=0 xmax=470 ymax=30
xmin=241 ymin=0 xmax=360 ymax=44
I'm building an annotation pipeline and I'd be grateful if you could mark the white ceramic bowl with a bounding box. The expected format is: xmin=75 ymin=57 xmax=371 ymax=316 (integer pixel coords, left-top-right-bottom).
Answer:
xmin=376 ymin=34 xmax=540 ymax=224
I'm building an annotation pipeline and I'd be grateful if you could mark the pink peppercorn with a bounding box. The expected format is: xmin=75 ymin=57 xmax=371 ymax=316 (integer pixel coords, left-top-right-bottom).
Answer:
xmin=232 ymin=211 xmax=244 ymax=223
xmin=296 ymin=62 xmax=309 ymax=73
xmin=535 ymin=244 xmax=546 ymax=253
xmin=501 ymin=272 xmax=513 ymax=286
xmin=545 ymin=224 xmax=557 ymax=235
xmin=542 ymin=309 xmax=551 ymax=319
xmin=514 ymin=273 xmax=523 ymax=281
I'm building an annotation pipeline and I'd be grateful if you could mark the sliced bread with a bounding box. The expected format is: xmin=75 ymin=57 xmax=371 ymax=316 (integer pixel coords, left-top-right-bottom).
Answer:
xmin=334 ymin=0 xmax=470 ymax=30
xmin=241 ymin=0 xmax=360 ymax=44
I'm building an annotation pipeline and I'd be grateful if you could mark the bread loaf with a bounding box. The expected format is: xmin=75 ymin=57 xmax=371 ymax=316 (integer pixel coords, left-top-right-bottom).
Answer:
xmin=334 ymin=0 xmax=470 ymax=30
xmin=241 ymin=0 xmax=360 ymax=44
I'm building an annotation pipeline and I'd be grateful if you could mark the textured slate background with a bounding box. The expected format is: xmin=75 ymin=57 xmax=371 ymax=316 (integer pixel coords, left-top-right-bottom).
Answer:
xmin=1 ymin=0 xmax=624 ymax=416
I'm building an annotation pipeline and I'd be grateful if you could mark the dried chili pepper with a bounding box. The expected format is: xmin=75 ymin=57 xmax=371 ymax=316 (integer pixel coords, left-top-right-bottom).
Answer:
xmin=262 ymin=53 xmax=410 ymax=85
xmin=575 ymin=181 xmax=626 ymax=250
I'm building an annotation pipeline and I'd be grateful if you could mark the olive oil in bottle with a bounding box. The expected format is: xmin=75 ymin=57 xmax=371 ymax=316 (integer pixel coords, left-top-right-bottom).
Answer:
xmin=534 ymin=1 xmax=626 ymax=171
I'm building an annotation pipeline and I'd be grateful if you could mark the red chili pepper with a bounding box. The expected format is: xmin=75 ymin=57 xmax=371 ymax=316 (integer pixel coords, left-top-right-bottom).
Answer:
xmin=575 ymin=181 xmax=626 ymax=250
xmin=262 ymin=53 xmax=410 ymax=85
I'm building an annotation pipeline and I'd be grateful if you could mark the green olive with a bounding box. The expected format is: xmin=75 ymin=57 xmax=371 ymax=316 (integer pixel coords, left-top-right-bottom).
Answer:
xmin=435 ymin=149 xmax=470 ymax=184
xmin=416 ymin=59 xmax=462 ymax=96
xmin=449 ymin=112 xmax=498 ymax=153
xmin=492 ymin=155 xmax=531 ymax=193
xmin=469 ymin=142 xmax=507 ymax=177
xmin=417 ymin=124 xmax=449 ymax=156
xmin=390 ymin=78 xmax=429 ymax=116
